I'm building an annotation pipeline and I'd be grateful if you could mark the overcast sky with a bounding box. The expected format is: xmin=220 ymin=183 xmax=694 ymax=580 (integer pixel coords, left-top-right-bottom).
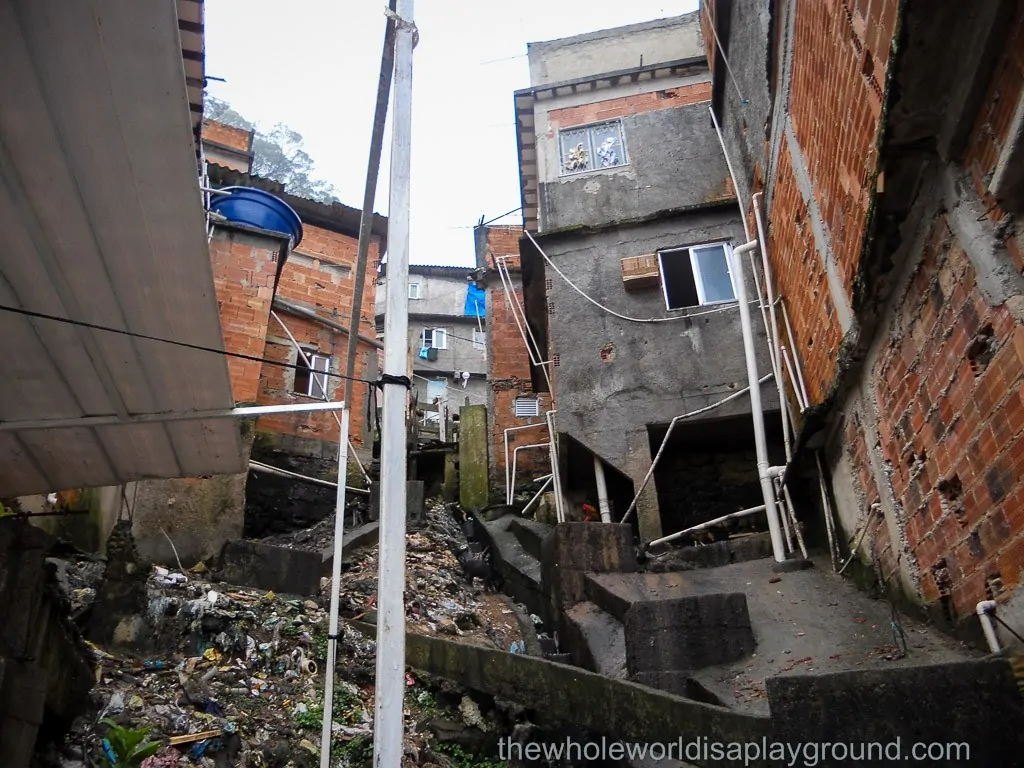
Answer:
xmin=205 ymin=0 xmax=698 ymax=266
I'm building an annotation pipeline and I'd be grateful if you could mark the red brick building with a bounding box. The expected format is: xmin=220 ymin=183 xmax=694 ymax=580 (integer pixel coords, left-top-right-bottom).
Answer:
xmin=707 ymin=0 xmax=1024 ymax=640
xmin=202 ymin=120 xmax=387 ymax=535
xmin=475 ymin=223 xmax=553 ymax=493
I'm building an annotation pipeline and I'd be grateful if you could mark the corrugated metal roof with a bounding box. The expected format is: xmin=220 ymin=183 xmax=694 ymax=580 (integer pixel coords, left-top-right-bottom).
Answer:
xmin=0 ymin=0 xmax=245 ymax=496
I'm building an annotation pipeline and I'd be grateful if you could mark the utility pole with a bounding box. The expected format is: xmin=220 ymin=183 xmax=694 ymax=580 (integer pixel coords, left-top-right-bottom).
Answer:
xmin=342 ymin=0 xmax=397 ymax=408
xmin=374 ymin=0 xmax=414 ymax=765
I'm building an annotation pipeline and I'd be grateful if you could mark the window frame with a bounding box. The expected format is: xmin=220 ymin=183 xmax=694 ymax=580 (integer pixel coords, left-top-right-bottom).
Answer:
xmin=408 ymin=281 xmax=421 ymax=300
xmin=557 ymin=119 xmax=629 ymax=177
xmin=472 ymin=329 xmax=486 ymax=351
xmin=657 ymin=241 xmax=738 ymax=311
xmin=294 ymin=350 xmax=332 ymax=400
xmin=423 ymin=327 xmax=448 ymax=350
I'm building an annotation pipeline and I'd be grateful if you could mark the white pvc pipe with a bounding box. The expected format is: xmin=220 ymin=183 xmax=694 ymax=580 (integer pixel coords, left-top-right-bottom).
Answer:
xmin=781 ymin=299 xmax=811 ymax=408
xmin=373 ymin=2 xmax=414 ymax=763
xmin=781 ymin=481 xmax=809 ymax=560
xmin=522 ymin=476 xmax=554 ymax=517
xmin=753 ymin=192 xmax=793 ymax=463
xmin=815 ymin=451 xmax=839 ymax=570
xmin=593 ymin=455 xmax=612 ymax=523
xmin=647 ymin=505 xmax=766 ymax=549
xmin=729 ymin=239 xmax=786 ymax=563
xmin=546 ymin=409 xmax=566 ymax=523
xmin=319 ymin=408 xmax=351 ymax=764
xmin=780 ymin=345 xmax=808 ymax=411
xmin=773 ymin=476 xmax=794 ymax=554
xmin=977 ymin=600 xmax=1001 ymax=653
xmin=503 ymin=422 xmax=550 ymax=505
xmin=271 ymin=310 xmax=371 ymax=484
xmin=509 ymin=442 xmax=551 ymax=505
xmin=248 ymin=460 xmax=370 ymax=495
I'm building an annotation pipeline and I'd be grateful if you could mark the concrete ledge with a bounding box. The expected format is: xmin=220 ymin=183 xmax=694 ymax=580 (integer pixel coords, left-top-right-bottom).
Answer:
xmin=646 ymin=531 xmax=775 ymax=569
xmin=478 ymin=516 xmax=545 ymax=619
xmin=218 ymin=540 xmax=321 ymax=596
xmin=509 ymin=517 xmax=552 ymax=561
xmin=319 ymin=521 xmax=380 ymax=575
xmin=767 ymin=658 xmax=1024 ymax=766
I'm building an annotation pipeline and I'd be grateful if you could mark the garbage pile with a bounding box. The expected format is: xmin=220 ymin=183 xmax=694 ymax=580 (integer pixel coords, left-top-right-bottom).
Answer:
xmin=40 ymin=499 xmax=528 ymax=768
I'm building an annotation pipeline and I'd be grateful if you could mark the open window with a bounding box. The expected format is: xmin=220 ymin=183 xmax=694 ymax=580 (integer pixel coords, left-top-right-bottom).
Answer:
xmin=422 ymin=328 xmax=448 ymax=350
xmin=658 ymin=242 xmax=736 ymax=310
xmin=294 ymin=352 xmax=331 ymax=399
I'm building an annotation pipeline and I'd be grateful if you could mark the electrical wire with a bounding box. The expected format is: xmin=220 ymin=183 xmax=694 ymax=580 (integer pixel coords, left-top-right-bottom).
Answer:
xmin=0 ymin=302 xmax=376 ymax=385
xmin=522 ymin=229 xmax=761 ymax=324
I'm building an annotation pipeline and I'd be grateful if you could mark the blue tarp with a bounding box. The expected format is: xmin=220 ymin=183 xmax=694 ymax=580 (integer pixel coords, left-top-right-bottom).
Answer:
xmin=465 ymin=283 xmax=486 ymax=316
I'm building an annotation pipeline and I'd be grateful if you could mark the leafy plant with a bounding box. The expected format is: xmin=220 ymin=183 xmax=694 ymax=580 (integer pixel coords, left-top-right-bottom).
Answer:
xmin=335 ymin=735 xmax=373 ymax=768
xmin=98 ymin=719 xmax=161 ymax=767
xmin=293 ymin=705 xmax=323 ymax=730
xmin=436 ymin=742 xmax=508 ymax=768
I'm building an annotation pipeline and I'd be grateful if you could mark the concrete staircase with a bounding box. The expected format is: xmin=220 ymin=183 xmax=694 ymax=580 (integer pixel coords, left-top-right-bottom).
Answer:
xmin=476 ymin=514 xmax=550 ymax=621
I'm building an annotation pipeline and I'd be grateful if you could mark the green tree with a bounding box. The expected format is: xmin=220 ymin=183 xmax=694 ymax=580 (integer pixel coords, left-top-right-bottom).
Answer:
xmin=205 ymin=96 xmax=339 ymax=204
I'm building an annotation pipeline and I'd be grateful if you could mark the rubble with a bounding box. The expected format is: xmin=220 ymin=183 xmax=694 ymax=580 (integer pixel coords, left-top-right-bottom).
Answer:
xmin=38 ymin=499 xmax=530 ymax=768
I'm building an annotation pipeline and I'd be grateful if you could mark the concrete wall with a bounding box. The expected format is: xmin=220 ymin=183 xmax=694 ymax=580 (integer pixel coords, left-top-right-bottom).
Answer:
xmin=536 ymin=91 xmax=733 ymax=232
xmin=540 ymin=210 xmax=778 ymax=539
xmin=527 ymin=13 xmax=703 ymax=86
xmin=129 ymin=417 xmax=258 ymax=566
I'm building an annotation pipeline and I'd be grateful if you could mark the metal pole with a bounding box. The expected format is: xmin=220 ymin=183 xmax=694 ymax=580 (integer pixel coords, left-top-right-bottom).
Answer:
xmin=343 ymin=0 xmax=398 ymax=407
xmin=646 ymin=504 xmax=767 ymax=549
xmin=374 ymin=1 xmax=414 ymax=764
xmin=319 ymin=407 xmax=350 ymax=767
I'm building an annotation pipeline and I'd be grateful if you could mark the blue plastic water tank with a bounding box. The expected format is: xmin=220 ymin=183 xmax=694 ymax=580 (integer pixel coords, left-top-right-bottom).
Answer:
xmin=210 ymin=186 xmax=303 ymax=245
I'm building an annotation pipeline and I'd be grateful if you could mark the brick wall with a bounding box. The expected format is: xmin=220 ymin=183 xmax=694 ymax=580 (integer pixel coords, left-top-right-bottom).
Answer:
xmin=873 ymin=217 xmax=1024 ymax=619
xmin=202 ymin=119 xmax=252 ymax=153
xmin=208 ymin=226 xmax=282 ymax=404
xmin=255 ymin=222 xmax=380 ymax=448
xmin=769 ymin=136 xmax=845 ymax=404
xmin=547 ymin=82 xmax=712 ymax=129
xmin=484 ymin=226 xmax=552 ymax=481
xmin=766 ymin=0 xmax=1024 ymax=623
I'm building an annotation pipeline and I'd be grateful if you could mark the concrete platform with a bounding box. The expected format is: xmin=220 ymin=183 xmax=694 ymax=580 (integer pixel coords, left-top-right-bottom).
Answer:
xmin=563 ymin=601 xmax=627 ymax=679
xmin=586 ymin=557 xmax=979 ymax=715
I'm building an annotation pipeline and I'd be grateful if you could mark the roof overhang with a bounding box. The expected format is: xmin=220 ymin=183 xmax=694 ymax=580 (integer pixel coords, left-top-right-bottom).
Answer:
xmin=0 ymin=0 xmax=248 ymax=496
xmin=514 ymin=56 xmax=708 ymax=232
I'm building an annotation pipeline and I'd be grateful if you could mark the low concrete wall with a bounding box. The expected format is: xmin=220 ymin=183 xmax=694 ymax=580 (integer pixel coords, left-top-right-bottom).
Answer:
xmin=399 ymin=627 xmax=773 ymax=763
xmin=767 ymin=659 xmax=1024 ymax=767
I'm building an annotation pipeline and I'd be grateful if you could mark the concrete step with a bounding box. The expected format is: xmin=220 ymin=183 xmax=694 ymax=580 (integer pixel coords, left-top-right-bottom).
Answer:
xmin=508 ymin=517 xmax=552 ymax=561
xmin=562 ymin=600 xmax=627 ymax=680
xmin=477 ymin=515 xmax=545 ymax=619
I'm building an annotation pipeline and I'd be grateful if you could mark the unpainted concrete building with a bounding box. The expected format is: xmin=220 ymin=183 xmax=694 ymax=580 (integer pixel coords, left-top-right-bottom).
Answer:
xmin=375 ymin=264 xmax=489 ymax=424
xmin=706 ymin=0 xmax=1024 ymax=647
xmin=513 ymin=13 xmax=781 ymax=542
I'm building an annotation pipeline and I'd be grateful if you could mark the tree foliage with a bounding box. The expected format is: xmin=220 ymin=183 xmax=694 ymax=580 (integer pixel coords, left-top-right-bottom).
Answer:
xmin=205 ymin=96 xmax=339 ymax=204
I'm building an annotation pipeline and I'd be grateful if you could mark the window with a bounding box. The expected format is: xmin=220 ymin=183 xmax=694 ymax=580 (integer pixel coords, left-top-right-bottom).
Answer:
xmin=473 ymin=330 xmax=486 ymax=351
xmin=294 ymin=352 xmax=331 ymax=399
xmin=408 ymin=281 xmax=421 ymax=299
xmin=514 ymin=397 xmax=541 ymax=417
xmin=558 ymin=120 xmax=627 ymax=175
xmin=658 ymin=243 xmax=736 ymax=310
xmin=423 ymin=328 xmax=447 ymax=350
